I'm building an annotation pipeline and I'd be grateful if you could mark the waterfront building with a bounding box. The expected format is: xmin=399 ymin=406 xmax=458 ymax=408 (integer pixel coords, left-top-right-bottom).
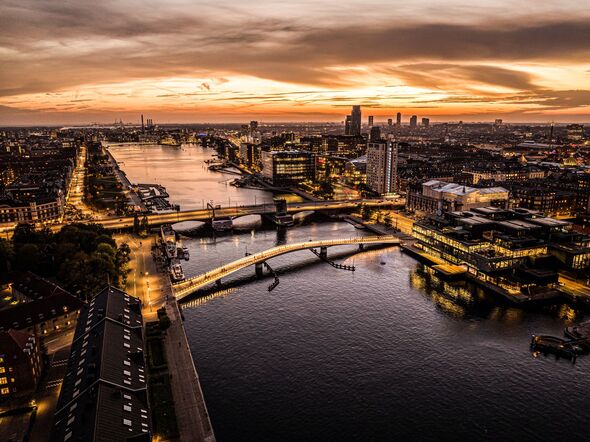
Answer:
xmin=261 ymin=150 xmax=316 ymax=186
xmin=51 ymin=286 xmax=150 ymax=441
xmin=413 ymin=207 xmax=590 ymax=295
xmin=366 ymin=140 xmax=398 ymax=195
xmin=396 ymin=112 xmax=401 ymax=126
xmin=0 ymin=330 xmax=44 ymax=399
xmin=421 ymin=118 xmax=430 ymax=128
xmin=409 ymin=115 xmax=418 ymax=128
xmin=388 ymin=118 xmax=393 ymax=127
xmin=239 ymin=142 xmax=261 ymax=170
xmin=407 ymin=180 xmax=509 ymax=214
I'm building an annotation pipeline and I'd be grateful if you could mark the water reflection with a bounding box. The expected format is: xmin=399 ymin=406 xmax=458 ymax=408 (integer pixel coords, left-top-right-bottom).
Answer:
xmin=410 ymin=264 xmax=585 ymax=325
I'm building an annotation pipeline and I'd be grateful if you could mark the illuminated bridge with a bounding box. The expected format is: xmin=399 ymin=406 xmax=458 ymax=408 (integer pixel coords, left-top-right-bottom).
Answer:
xmin=172 ymin=235 xmax=401 ymax=300
xmin=81 ymin=198 xmax=401 ymax=231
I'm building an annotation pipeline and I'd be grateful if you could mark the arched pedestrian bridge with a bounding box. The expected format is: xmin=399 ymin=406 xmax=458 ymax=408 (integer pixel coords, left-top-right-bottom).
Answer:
xmin=172 ymin=235 xmax=401 ymax=300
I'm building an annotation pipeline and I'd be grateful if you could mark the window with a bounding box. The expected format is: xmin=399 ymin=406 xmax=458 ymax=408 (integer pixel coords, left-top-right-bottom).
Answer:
xmin=123 ymin=419 xmax=132 ymax=427
xmin=123 ymin=405 xmax=132 ymax=412
xmin=124 ymin=360 xmax=130 ymax=366
xmin=0 ymin=377 xmax=7 ymax=385
xmin=123 ymin=370 xmax=131 ymax=376
xmin=1 ymin=387 xmax=9 ymax=394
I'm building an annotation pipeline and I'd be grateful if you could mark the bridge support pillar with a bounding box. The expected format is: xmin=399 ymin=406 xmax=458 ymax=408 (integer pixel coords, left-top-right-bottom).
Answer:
xmin=255 ymin=262 xmax=264 ymax=277
xmin=320 ymin=246 xmax=328 ymax=259
xmin=216 ymin=279 xmax=222 ymax=287
xmin=358 ymin=243 xmax=365 ymax=251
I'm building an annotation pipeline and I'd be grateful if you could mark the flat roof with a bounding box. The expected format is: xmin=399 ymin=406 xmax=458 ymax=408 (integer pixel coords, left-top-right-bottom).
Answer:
xmin=528 ymin=217 xmax=571 ymax=228
xmin=458 ymin=216 xmax=495 ymax=225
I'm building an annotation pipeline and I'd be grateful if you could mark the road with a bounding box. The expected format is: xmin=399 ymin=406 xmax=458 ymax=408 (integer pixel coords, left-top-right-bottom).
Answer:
xmin=116 ymin=233 xmax=167 ymax=321
xmin=117 ymin=232 xmax=215 ymax=440
xmin=173 ymin=235 xmax=401 ymax=299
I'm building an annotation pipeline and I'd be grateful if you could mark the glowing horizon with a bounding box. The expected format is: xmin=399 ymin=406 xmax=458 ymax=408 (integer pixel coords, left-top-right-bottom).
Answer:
xmin=2 ymin=0 xmax=590 ymax=125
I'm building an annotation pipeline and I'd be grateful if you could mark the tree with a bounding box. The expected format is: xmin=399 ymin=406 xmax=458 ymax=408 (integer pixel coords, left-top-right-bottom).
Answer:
xmin=14 ymin=243 xmax=41 ymax=273
xmin=0 ymin=238 xmax=13 ymax=273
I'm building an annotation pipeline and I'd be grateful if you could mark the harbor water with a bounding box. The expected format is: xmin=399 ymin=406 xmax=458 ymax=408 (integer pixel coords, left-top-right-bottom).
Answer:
xmin=112 ymin=143 xmax=590 ymax=441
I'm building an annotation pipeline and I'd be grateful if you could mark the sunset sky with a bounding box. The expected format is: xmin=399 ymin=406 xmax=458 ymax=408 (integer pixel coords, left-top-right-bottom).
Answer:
xmin=2 ymin=0 xmax=590 ymax=125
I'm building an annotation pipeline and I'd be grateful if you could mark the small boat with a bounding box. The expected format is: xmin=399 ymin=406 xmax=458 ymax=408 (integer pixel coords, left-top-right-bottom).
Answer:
xmin=169 ymin=260 xmax=185 ymax=282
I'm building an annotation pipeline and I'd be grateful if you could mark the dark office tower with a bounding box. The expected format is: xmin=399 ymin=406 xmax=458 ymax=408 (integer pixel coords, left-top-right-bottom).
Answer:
xmin=250 ymin=120 xmax=258 ymax=131
xmin=388 ymin=118 xmax=393 ymax=127
xmin=410 ymin=115 xmax=418 ymax=128
xmin=370 ymin=126 xmax=381 ymax=142
xmin=368 ymin=115 xmax=374 ymax=127
xmin=345 ymin=115 xmax=353 ymax=135
xmin=421 ymin=117 xmax=430 ymax=128
xmin=351 ymin=105 xmax=362 ymax=136
xmin=141 ymin=114 xmax=144 ymax=132
xmin=396 ymin=112 xmax=402 ymax=126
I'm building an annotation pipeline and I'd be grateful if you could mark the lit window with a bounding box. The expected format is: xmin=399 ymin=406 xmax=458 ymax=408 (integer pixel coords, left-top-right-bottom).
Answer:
xmin=123 ymin=419 xmax=132 ymax=426
xmin=1 ymin=387 xmax=9 ymax=394
xmin=0 ymin=377 xmax=7 ymax=385
xmin=123 ymin=405 xmax=131 ymax=412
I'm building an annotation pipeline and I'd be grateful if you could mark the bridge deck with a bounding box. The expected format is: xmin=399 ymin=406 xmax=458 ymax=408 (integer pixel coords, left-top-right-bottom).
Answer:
xmin=173 ymin=235 xmax=400 ymax=300
xmin=68 ymin=198 xmax=400 ymax=231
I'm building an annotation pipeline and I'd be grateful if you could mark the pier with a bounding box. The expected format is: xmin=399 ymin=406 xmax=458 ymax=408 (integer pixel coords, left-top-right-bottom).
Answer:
xmin=310 ymin=247 xmax=356 ymax=271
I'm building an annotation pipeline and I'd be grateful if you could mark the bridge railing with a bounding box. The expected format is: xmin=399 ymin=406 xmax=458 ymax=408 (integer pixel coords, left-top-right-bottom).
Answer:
xmin=172 ymin=235 xmax=400 ymax=297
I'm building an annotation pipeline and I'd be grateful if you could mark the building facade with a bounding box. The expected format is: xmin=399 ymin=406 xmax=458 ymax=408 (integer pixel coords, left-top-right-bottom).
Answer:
xmin=366 ymin=140 xmax=399 ymax=195
xmin=407 ymin=180 xmax=509 ymax=214
xmin=0 ymin=330 xmax=44 ymax=399
xmin=51 ymin=286 xmax=150 ymax=441
xmin=261 ymin=150 xmax=316 ymax=187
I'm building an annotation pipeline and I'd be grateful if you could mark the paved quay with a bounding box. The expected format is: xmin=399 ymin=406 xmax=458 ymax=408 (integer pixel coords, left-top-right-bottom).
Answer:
xmin=121 ymin=233 xmax=215 ymax=441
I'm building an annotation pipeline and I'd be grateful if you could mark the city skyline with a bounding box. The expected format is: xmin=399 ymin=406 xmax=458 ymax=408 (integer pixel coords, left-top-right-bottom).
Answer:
xmin=2 ymin=0 xmax=590 ymax=125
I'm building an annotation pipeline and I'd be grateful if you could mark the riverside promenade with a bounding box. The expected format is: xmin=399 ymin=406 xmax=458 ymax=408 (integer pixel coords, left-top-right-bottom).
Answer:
xmin=122 ymin=233 xmax=215 ymax=441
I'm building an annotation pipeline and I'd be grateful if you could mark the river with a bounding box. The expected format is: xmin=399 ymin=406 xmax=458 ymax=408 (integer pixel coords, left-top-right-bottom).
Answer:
xmin=110 ymin=143 xmax=590 ymax=441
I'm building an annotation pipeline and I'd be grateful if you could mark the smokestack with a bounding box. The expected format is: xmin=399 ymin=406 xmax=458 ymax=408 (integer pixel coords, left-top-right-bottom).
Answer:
xmin=141 ymin=114 xmax=144 ymax=132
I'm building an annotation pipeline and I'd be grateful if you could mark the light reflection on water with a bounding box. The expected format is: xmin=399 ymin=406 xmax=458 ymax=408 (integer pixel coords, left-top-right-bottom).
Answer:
xmin=113 ymin=143 xmax=590 ymax=441
xmin=182 ymin=223 xmax=589 ymax=442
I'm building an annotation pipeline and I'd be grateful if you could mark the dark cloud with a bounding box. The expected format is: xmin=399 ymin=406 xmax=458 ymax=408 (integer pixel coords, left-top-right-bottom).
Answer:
xmin=1 ymin=1 xmax=590 ymax=123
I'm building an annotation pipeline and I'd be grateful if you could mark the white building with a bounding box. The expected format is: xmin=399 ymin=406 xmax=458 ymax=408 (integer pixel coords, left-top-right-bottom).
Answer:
xmin=366 ymin=140 xmax=398 ymax=195
xmin=408 ymin=180 xmax=509 ymax=214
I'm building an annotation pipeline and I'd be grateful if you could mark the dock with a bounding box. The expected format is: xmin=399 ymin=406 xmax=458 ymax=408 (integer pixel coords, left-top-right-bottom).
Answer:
xmin=530 ymin=335 xmax=580 ymax=362
xmin=531 ymin=320 xmax=590 ymax=362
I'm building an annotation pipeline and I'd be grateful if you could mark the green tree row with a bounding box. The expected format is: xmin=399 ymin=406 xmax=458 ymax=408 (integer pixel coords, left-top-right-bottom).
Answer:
xmin=1 ymin=223 xmax=131 ymax=300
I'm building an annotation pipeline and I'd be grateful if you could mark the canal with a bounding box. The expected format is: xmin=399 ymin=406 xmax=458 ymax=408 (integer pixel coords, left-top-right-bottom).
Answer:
xmin=111 ymin=143 xmax=590 ymax=441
